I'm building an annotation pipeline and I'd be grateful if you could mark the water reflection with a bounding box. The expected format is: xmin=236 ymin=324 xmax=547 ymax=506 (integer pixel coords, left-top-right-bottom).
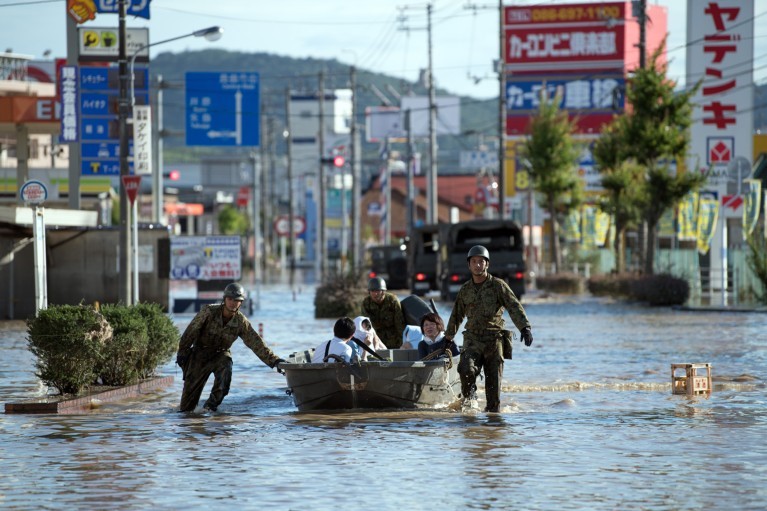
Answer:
xmin=2 ymin=290 xmax=767 ymax=510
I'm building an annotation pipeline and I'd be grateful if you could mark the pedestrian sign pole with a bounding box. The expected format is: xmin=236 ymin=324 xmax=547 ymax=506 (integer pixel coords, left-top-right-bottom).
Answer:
xmin=122 ymin=175 xmax=142 ymax=305
xmin=20 ymin=180 xmax=48 ymax=314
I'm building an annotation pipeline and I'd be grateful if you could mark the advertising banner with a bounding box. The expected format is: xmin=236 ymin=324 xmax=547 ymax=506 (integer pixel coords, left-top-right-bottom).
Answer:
xmin=169 ymin=236 xmax=241 ymax=281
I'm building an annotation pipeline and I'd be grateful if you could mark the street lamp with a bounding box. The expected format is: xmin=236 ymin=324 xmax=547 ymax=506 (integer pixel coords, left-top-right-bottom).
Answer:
xmin=120 ymin=25 xmax=223 ymax=305
xmin=129 ymin=25 xmax=223 ymax=223
xmin=130 ymin=26 xmax=223 ymax=105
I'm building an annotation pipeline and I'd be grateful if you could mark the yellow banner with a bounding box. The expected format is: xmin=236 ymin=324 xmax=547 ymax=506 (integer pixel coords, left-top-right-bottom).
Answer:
xmin=677 ymin=192 xmax=698 ymax=241
xmin=743 ymin=179 xmax=761 ymax=237
xmin=696 ymin=196 xmax=719 ymax=255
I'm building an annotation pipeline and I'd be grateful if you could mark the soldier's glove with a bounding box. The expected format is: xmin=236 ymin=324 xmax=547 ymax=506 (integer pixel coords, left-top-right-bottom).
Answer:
xmin=521 ymin=327 xmax=533 ymax=347
xmin=273 ymin=358 xmax=286 ymax=375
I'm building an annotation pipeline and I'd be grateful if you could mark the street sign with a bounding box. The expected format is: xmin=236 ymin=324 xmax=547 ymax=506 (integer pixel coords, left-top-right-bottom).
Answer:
xmin=122 ymin=175 xmax=142 ymax=205
xmin=274 ymin=215 xmax=306 ymax=237
xmin=79 ymin=66 xmax=147 ymax=175
xmin=236 ymin=186 xmax=250 ymax=207
xmin=20 ymin=180 xmax=48 ymax=205
xmin=185 ymin=72 xmax=260 ymax=147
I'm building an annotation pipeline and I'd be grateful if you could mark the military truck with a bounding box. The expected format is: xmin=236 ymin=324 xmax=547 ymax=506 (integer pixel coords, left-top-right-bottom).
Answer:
xmin=365 ymin=244 xmax=408 ymax=290
xmin=407 ymin=223 xmax=448 ymax=296
xmin=439 ymin=219 xmax=526 ymax=301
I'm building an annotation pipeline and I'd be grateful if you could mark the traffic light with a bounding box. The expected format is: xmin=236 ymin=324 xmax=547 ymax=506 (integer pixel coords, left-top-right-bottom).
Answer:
xmin=164 ymin=169 xmax=180 ymax=181
xmin=320 ymin=155 xmax=346 ymax=167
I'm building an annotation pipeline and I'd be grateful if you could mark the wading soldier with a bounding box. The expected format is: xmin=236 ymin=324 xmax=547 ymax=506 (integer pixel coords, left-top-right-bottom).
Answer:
xmin=444 ymin=245 xmax=533 ymax=413
xmin=176 ymin=283 xmax=285 ymax=412
xmin=361 ymin=277 xmax=406 ymax=349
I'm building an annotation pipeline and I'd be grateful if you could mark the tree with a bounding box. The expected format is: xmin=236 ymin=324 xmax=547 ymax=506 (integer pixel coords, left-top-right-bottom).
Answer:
xmin=592 ymin=118 xmax=645 ymax=273
xmin=218 ymin=205 xmax=250 ymax=235
xmin=520 ymin=93 xmax=583 ymax=273
xmin=618 ymin=41 xmax=705 ymax=274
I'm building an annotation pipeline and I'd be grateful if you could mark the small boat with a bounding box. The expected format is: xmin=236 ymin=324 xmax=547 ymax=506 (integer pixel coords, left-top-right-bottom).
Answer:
xmin=282 ymin=348 xmax=461 ymax=411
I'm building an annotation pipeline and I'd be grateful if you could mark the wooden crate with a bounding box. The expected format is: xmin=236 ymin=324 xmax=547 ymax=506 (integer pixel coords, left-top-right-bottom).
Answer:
xmin=671 ymin=363 xmax=712 ymax=396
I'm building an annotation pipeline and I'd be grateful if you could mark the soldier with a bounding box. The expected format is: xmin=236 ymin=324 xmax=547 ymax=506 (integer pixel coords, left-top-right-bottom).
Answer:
xmin=444 ymin=245 xmax=533 ymax=413
xmin=361 ymin=277 xmax=406 ymax=349
xmin=175 ymin=282 xmax=285 ymax=412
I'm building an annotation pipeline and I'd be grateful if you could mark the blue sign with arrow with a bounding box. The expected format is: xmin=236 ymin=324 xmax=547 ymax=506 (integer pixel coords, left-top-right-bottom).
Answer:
xmin=185 ymin=72 xmax=260 ymax=147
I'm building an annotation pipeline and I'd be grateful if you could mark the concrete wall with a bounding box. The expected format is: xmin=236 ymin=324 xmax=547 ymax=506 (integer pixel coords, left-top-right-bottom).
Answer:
xmin=1 ymin=226 xmax=170 ymax=319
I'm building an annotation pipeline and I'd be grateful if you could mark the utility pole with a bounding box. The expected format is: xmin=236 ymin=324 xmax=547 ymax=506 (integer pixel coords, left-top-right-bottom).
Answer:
xmin=497 ymin=0 xmax=506 ymax=220
xmin=350 ymin=65 xmax=361 ymax=273
xmin=117 ymin=0 xmax=132 ymax=304
xmin=426 ymin=3 xmax=438 ymax=224
xmin=285 ymin=88 xmax=295 ymax=289
xmin=638 ymin=0 xmax=647 ymax=69
xmin=399 ymin=4 xmax=438 ymax=224
xmin=464 ymin=1 xmax=507 ymax=220
xmin=405 ymin=109 xmax=415 ymax=237
xmin=318 ymin=72 xmax=327 ymax=281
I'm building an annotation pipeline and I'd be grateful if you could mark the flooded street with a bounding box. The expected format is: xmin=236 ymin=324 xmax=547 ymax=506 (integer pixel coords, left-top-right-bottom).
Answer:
xmin=1 ymin=282 xmax=766 ymax=510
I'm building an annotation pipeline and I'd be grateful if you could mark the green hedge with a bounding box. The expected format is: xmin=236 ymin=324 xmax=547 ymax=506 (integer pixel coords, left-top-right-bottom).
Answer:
xmin=26 ymin=303 xmax=179 ymax=395
xmin=536 ymin=272 xmax=586 ymax=294
xmin=586 ymin=273 xmax=689 ymax=306
xmin=315 ymin=273 xmax=368 ymax=318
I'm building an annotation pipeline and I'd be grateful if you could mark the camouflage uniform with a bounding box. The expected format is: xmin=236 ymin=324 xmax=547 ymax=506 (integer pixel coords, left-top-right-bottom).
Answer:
xmin=361 ymin=292 xmax=406 ymax=349
xmin=177 ymin=304 xmax=281 ymax=412
xmin=445 ymin=274 xmax=530 ymax=412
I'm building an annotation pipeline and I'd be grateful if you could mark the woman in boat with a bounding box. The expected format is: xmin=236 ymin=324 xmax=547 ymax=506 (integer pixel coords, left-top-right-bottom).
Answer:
xmin=361 ymin=277 xmax=406 ymax=349
xmin=401 ymin=324 xmax=423 ymax=349
xmin=417 ymin=312 xmax=460 ymax=360
xmin=351 ymin=316 xmax=386 ymax=360
xmin=311 ymin=317 xmax=357 ymax=364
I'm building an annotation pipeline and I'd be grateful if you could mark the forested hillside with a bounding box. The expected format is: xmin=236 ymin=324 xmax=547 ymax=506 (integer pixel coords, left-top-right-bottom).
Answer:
xmin=151 ymin=48 xmax=497 ymax=173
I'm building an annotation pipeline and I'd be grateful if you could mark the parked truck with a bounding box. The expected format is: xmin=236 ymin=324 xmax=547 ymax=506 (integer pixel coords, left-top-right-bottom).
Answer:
xmin=408 ymin=223 xmax=448 ymax=296
xmin=439 ymin=219 xmax=526 ymax=301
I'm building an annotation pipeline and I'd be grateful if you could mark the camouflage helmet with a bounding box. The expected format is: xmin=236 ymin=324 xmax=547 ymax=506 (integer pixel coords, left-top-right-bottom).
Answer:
xmin=368 ymin=277 xmax=387 ymax=291
xmin=223 ymin=282 xmax=246 ymax=301
xmin=466 ymin=245 xmax=490 ymax=262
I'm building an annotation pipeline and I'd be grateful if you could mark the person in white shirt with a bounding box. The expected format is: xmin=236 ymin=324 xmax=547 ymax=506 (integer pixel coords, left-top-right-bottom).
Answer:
xmin=402 ymin=324 xmax=424 ymax=349
xmin=351 ymin=316 xmax=387 ymax=360
xmin=311 ymin=317 xmax=357 ymax=364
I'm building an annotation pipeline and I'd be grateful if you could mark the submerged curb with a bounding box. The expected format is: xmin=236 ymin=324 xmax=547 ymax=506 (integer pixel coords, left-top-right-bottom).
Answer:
xmin=4 ymin=375 xmax=174 ymax=414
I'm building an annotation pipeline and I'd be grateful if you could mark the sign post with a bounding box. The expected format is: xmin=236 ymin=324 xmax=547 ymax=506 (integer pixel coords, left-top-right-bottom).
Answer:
xmin=20 ymin=180 xmax=48 ymax=314
xmin=122 ymin=175 xmax=142 ymax=304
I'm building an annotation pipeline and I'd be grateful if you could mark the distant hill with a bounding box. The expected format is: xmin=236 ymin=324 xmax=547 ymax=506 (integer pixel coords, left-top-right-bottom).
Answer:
xmin=151 ymin=48 xmax=497 ymax=181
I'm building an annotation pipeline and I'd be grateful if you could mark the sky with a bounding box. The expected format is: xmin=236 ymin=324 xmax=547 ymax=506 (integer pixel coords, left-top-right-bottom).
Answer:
xmin=2 ymin=0 xmax=767 ymax=99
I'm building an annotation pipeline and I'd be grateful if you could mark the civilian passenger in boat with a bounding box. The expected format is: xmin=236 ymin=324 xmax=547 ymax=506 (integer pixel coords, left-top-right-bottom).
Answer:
xmin=418 ymin=312 xmax=460 ymax=360
xmin=351 ymin=316 xmax=386 ymax=360
xmin=401 ymin=324 xmax=423 ymax=349
xmin=311 ymin=317 xmax=357 ymax=364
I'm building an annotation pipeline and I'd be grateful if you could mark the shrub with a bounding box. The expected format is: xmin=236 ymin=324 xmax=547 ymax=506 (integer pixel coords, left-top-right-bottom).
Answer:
xmin=587 ymin=273 xmax=636 ymax=298
xmin=132 ymin=302 xmax=179 ymax=378
xmin=536 ymin=272 xmax=586 ymax=294
xmin=26 ymin=305 xmax=112 ymax=395
xmin=99 ymin=304 xmax=149 ymax=386
xmin=630 ymin=273 xmax=690 ymax=306
xmin=315 ymin=272 xmax=367 ymax=318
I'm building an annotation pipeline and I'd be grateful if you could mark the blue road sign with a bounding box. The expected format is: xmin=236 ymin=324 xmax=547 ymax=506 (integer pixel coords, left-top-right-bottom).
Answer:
xmin=185 ymin=72 xmax=260 ymax=147
xmin=79 ymin=65 xmax=147 ymax=176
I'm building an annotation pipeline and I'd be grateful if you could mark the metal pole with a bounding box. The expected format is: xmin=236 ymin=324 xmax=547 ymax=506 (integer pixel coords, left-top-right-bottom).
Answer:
xmin=132 ymin=199 xmax=138 ymax=304
xmin=153 ymin=75 xmax=164 ymax=223
xmin=426 ymin=3 xmax=438 ymax=224
xmin=498 ymin=0 xmax=506 ymax=220
xmin=117 ymin=0 xmax=132 ymax=304
xmin=252 ymin=151 xmax=261 ymax=307
xmin=406 ymin=109 xmax=414 ymax=237
xmin=318 ymin=72 xmax=327 ymax=281
xmin=285 ymin=88 xmax=295 ymax=289
xmin=65 ymin=8 xmax=81 ymax=210
xmin=350 ymin=65 xmax=361 ymax=273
